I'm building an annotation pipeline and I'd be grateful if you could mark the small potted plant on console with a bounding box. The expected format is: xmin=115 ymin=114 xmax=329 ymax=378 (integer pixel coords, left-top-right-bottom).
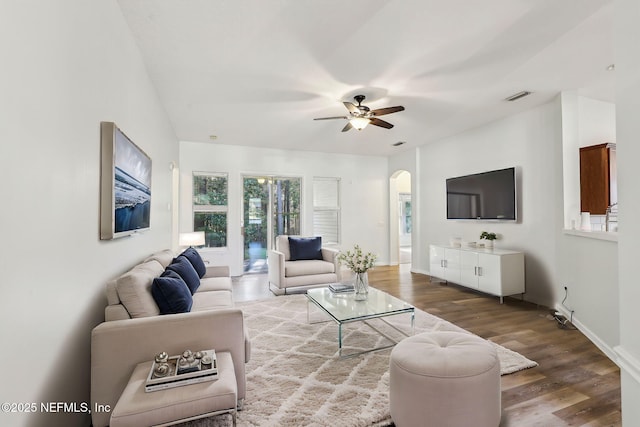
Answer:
xmin=480 ymin=231 xmax=497 ymax=249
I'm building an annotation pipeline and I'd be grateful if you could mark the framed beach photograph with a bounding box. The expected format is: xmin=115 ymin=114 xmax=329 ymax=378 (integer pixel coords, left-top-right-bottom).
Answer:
xmin=100 ymin=121 xmax=152 ymax=240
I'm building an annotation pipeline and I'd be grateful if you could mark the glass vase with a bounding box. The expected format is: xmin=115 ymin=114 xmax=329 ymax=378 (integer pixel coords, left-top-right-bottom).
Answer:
xmin=354 ymin=272 xmax=369 ymax=300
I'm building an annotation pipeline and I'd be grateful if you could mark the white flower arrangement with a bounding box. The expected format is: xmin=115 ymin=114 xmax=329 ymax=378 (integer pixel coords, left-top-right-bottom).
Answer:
xmin=337 ymin=244 xmax=377 ymax=274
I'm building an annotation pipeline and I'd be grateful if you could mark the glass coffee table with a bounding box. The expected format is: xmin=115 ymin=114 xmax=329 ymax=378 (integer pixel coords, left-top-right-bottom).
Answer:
xmin=306 ymin=287 xmax=415 ymax=358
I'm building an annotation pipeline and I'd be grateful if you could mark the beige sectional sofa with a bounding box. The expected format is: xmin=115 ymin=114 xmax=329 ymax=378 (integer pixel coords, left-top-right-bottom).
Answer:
xmin=268 ymin=235 xmax=340 ymax=295
xmin=104 ymin=249 xmax=234 ymax=321
xmin=91 ymin=249 xmax=250 ymax=427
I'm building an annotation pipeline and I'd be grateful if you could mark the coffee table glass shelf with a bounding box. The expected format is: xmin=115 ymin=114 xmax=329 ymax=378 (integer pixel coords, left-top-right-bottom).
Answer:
xmin=306 ymin=286 xmax=415 ymax=358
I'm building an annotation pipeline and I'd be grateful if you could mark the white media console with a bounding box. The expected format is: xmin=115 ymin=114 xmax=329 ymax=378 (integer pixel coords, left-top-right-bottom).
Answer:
xmin=429 ymin=244 xmax=525 ymax=303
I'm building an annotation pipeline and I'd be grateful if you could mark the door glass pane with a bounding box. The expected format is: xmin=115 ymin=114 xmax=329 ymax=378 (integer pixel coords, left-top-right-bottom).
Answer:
xmin=243 ymin=177 xmax=269 ymax=273
xmin=272 ymin=177 xmax=301 ymax=240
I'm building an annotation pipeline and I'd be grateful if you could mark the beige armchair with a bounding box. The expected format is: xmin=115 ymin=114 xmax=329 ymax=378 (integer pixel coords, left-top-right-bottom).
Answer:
xmin=268 ymin=235 xmax=340 ymax=295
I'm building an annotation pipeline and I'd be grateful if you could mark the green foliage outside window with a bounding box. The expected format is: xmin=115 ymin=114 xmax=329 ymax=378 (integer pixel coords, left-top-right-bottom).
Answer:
xmin=194 ymin=212 xmax=227 ymax=247
xmin=193 ymin=173 xmax=228 ymax=248
xmin=243 ymin=178 xmax=268 ymax=253
xmin=193 ymin=175 xmax=228 ymax=205
xmin=272 ymin=178 xmax=300 ymax=237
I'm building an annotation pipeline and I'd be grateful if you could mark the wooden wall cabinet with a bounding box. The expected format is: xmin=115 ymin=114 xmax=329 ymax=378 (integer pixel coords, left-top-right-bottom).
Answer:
xmin=580 ymin=143 xmax=617 ymax=215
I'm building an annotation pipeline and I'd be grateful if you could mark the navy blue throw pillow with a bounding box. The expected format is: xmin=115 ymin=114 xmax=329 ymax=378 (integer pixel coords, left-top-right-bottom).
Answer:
xmin=288 ymin=236 xmax=323 ymax=261
xmin=180 ymin=247 xmax=207 ymax=278
xmin=166 ymin=256 xmax=201 ymax=294
xmin=151 ymin=270 xmax=193 ymax=314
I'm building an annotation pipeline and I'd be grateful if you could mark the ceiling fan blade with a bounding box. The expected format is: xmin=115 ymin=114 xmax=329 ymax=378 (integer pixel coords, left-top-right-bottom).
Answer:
xmin=314 ymin=116 xmax=348 ymax=121
xmin=371 ymin=106 xmax=405 ymax=116
xmin=341 ymin=122 xmax=353 ymax=132
xmin=369 ymin=118 xmax=394 ymax=129
xmin=343 ymin=102 xmax=360 ymax=114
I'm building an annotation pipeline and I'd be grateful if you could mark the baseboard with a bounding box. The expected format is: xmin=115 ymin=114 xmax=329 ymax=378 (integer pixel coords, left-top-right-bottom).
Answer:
xmin=554 ymin=304 xmax=619 ymax=364
xmin=411 ymin=267 xmax=429 ymax=275
xmin=615 ymin=345 xmax=640 ymax=384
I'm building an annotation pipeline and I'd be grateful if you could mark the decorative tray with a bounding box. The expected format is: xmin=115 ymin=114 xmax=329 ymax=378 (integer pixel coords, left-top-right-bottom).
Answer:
xmin=145 ymin=349 xmax=217 ymax=392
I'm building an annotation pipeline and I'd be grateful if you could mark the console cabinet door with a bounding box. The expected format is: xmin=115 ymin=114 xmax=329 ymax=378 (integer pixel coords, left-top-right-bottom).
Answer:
xmin=429 ymin=245 xmax=446 ymax=279
xmin=459 ymin=251 xmax=479 ymax=289
xmin=477 ymin=253 xmax=502 ymax=295
xmin=444 ymin=248 xmax=461 ymax=283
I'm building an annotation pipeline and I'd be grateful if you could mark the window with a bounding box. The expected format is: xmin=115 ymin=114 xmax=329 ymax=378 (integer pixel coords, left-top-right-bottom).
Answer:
xmin=193 ymin=173 xmax=228 ymax=247
xmin=313 ymin=177 xmax=340 ymax=244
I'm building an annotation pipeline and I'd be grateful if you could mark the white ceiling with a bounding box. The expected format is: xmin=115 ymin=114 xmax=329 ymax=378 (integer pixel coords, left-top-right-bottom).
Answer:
xmin=117 ymin=0 xmax=614 ymax=156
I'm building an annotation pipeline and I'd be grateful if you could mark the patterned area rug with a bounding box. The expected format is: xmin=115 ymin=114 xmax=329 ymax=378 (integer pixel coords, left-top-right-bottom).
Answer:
xmin=181 ymin=294 xmax=537 ymax=427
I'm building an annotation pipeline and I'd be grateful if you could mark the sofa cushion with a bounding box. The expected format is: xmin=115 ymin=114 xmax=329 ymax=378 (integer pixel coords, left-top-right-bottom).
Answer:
xmin=151 ymin=270 xmax=193 ymax=315
xmin=179 ymin=247 xmax=207 ymax=278
xmin=116 ymin=260 xmax=164 ymax=318
xmin=288 ymin=236 xmax=323 ymax=261
xmin=198 ymin=276 xmax=233 ymax=293
xmin=144 ymin=249 xmax=175 ymax=269
xmin=284 ymin=259 xmax=335 ymax=277
xmin=106 ymin=279 xmax=120 ymax=305
xmin=166 ymin=256 xmax=200 ymax=294
xmin=192 ymin=290 xmax=234 ymax=311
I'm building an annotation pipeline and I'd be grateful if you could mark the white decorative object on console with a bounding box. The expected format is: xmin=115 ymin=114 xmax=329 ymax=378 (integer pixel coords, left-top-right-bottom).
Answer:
xmin=429 ymin=244 xmax=525 ymax=303
xmin=580 ymin=212 xmax=592 ymax=231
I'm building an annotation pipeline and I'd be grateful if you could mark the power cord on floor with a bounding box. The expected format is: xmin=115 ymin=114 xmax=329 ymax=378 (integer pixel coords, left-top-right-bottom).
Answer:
xmin=548 ymin=308 xmax=577 ymax=330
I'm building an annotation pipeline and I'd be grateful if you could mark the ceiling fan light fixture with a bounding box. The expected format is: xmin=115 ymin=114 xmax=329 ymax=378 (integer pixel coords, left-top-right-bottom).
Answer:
xmin=350 ymin=117 xmax=370 ymax=130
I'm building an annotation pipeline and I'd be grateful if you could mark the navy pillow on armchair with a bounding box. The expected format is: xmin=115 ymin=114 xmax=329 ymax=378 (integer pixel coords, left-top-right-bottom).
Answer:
xmin=151 ymin=270 xmax=193 ymax=314
xmin=288 ymin=236 xmax=323 ymax=261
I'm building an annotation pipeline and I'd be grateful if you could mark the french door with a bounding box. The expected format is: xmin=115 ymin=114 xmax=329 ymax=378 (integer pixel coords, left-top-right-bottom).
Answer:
xmin=242 ymin=176 xmax=301 ymax=273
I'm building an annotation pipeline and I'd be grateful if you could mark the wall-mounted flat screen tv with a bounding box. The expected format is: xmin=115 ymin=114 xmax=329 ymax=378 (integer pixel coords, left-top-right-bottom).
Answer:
xmin=446 ymin=167 xmax=516 ymax=220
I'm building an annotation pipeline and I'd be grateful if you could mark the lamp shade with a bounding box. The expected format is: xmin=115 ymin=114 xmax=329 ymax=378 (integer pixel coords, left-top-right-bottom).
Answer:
xmin=350 ymin=117 xmax=370 ymax=130
xmin=179 ymin=231 xmax=205 ymax=247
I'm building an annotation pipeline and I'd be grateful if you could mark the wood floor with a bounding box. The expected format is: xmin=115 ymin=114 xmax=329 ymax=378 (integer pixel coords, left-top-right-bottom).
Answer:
xmin=234 ymin=265 xmax=622 ymax=426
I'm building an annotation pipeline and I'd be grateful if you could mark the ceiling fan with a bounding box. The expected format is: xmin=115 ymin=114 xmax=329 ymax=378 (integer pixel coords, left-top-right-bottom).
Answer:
xmin=314 ymin=95 xmax=405 ymax=132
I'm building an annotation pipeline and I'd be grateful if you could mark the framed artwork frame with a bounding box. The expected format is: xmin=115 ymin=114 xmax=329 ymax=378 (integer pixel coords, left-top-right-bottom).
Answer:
xmin=100 ymin=121 xmax=152 ymax=240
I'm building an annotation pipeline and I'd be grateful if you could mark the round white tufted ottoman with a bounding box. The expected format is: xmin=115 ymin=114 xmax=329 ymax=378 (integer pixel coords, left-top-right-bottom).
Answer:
xmin=389 ymin=331 xmax=501 ymax=427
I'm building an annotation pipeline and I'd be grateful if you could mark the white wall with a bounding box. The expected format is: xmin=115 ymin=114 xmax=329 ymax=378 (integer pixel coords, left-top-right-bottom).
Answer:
xmin=614 ymin=0 xmax=640 ymax=423
xmin=557 ymin=93 xmax=619 ymax=360
xmin=179 ymin=142 xmax=389 ymax=276
xmin=408 ymin=100 xmax=563 ymax=307
xmin=557 ymin=235 xmax=618 ymax=358
xmin=0 ymin=2 xmax=177 ymax=426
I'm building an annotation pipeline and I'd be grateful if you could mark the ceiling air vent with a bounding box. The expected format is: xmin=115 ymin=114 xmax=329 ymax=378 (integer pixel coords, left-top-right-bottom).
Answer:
xmin=504 ymin=91 xmax=532 ymax=102
xmin=392 ymin=141 xmax=406 ymax=147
